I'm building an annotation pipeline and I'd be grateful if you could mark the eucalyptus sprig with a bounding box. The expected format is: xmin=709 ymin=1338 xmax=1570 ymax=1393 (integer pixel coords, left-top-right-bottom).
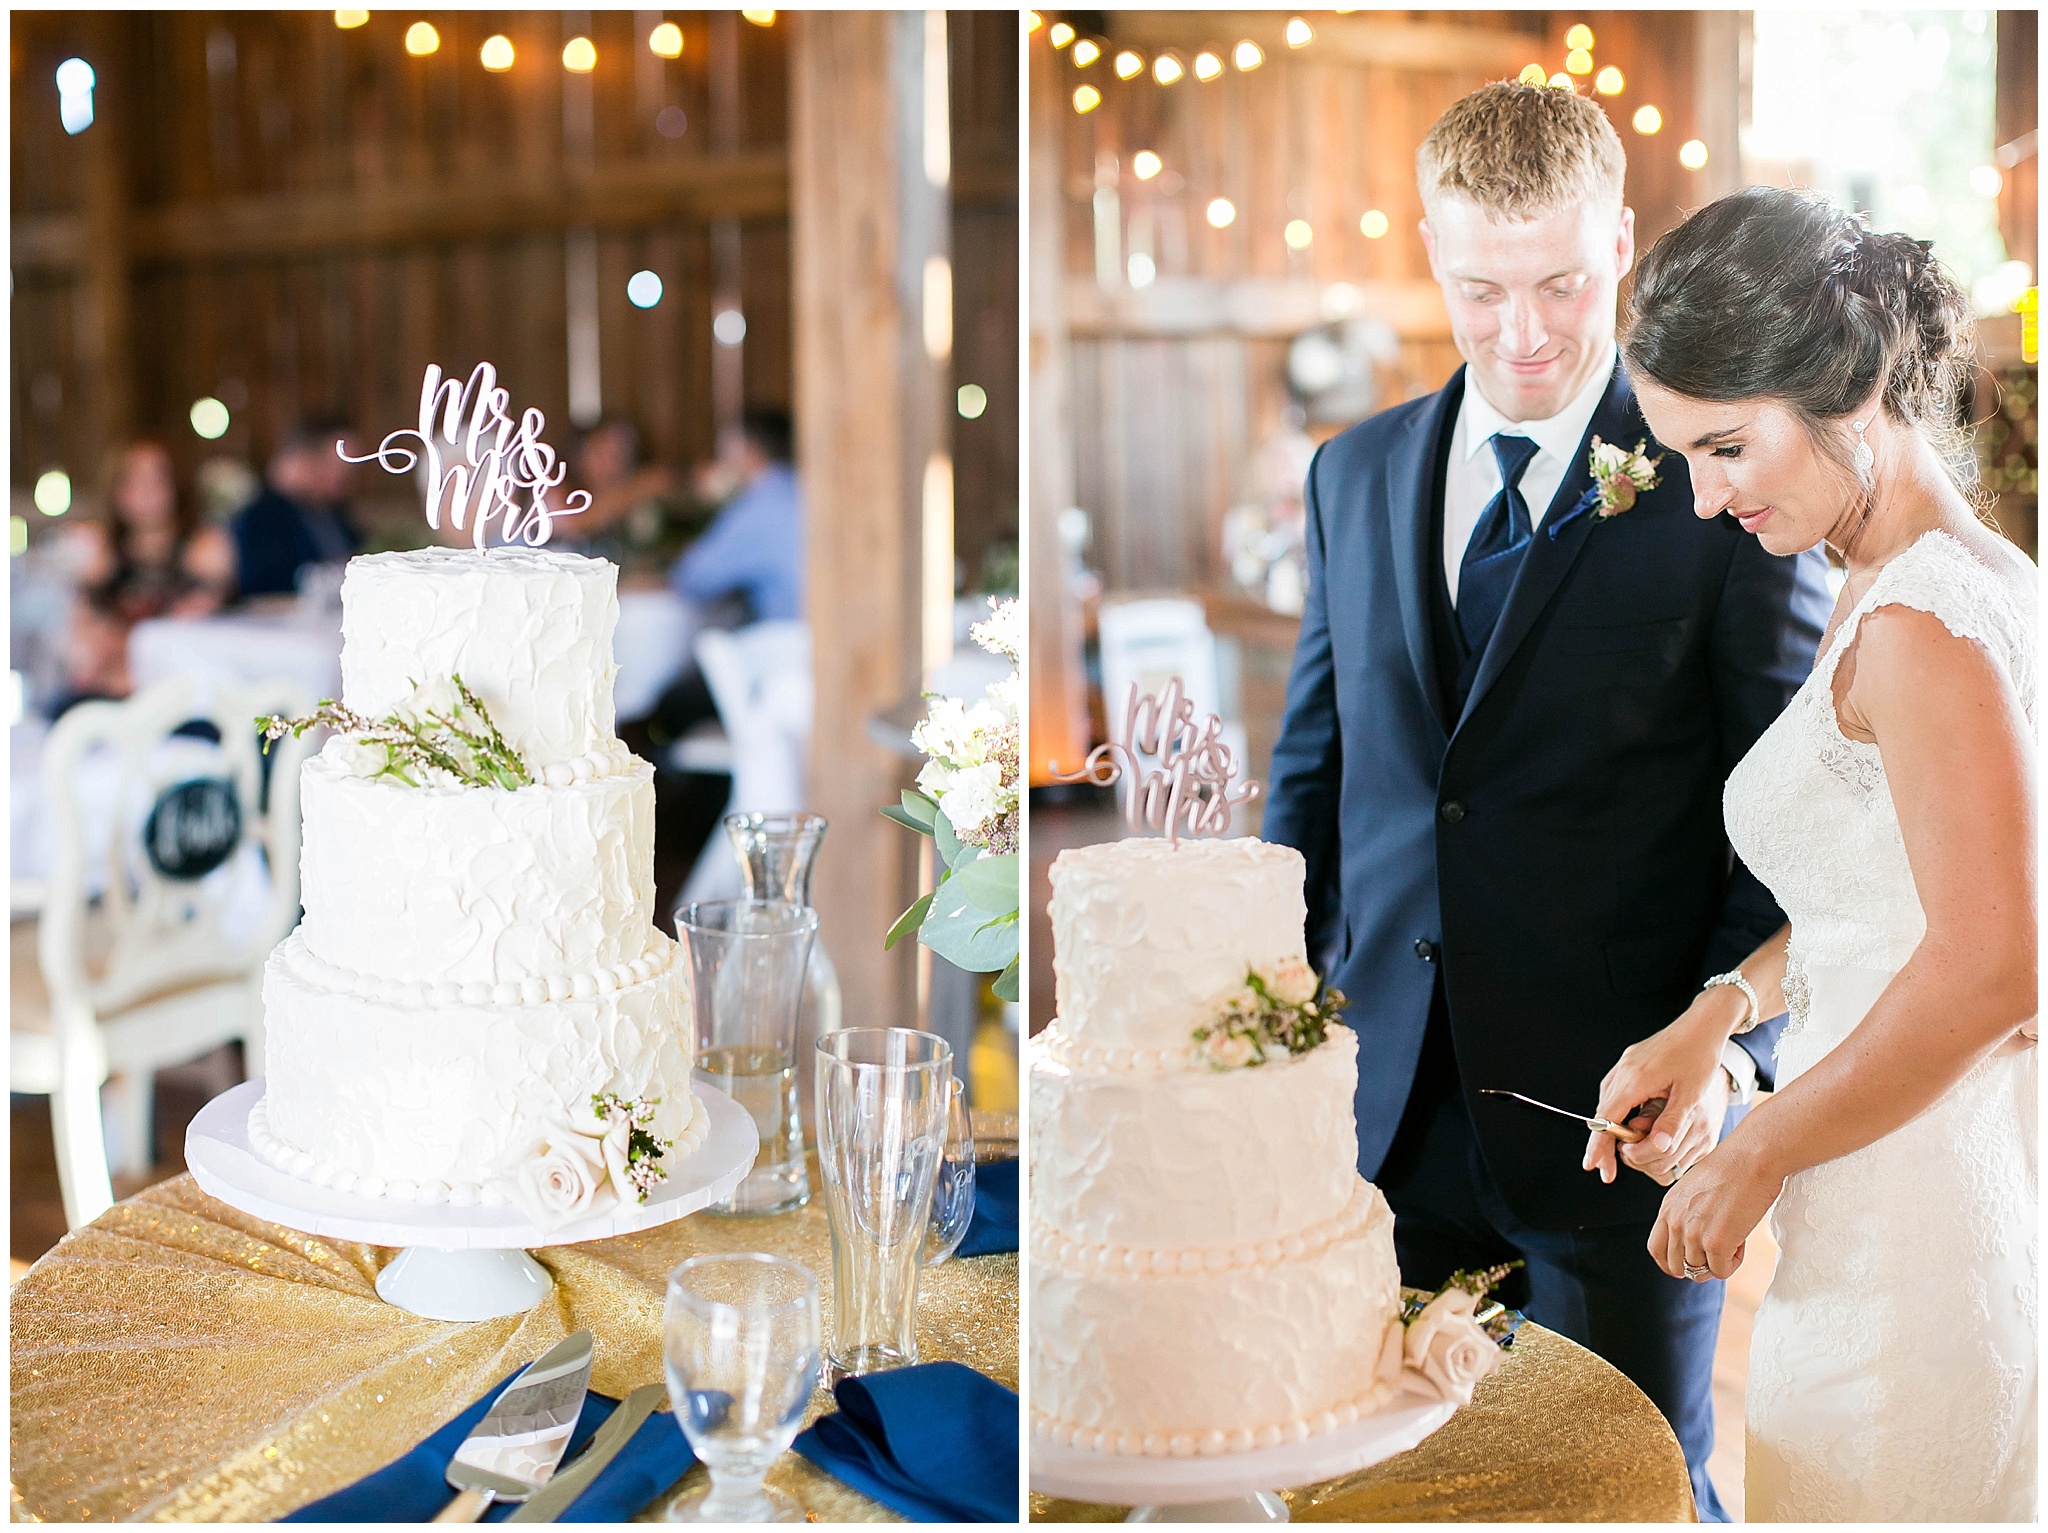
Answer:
xmin=257 ymin=674 xmax=532 ymax=790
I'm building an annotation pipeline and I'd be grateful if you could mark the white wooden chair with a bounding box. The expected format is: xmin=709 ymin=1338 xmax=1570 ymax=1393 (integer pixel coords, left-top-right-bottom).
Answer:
xmin=676 ymin=622 xmax=813 ymax=905
xmin=1096 ymin=597 xmax=1252 ymax=835
xmin=14 ymin=676 xmax=315 ymax=1229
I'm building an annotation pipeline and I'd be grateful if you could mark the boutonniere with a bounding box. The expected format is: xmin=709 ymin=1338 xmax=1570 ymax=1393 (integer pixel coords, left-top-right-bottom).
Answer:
xmin=1547 ymin=436 xmax=1665 ymax=540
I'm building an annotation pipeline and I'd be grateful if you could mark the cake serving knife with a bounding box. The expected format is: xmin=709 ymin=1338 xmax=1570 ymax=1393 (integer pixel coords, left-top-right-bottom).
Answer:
xmin=1480 ymin=1088 xmax=1659 ymax=1143
xmin=434 ymin=1330 xmax=594 ymax=1522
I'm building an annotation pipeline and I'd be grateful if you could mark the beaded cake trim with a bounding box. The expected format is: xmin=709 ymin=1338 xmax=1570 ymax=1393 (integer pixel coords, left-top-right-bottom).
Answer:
xmin=1030 ymin=1373 xmax=1402 ymax=1458
xmin=1030 ymin=1179 xmax=1383 ymax=1278
xmin=279 ymin=930 xmax=678 ymax=1010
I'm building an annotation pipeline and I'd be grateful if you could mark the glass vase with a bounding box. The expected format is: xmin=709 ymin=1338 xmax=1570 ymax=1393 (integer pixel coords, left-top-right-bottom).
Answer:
xmin=725 ymin=813 xmax=844 ymax=1131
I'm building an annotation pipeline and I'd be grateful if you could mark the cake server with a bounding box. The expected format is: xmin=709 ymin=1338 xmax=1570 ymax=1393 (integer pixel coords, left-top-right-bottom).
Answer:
xmin=506 ymin=1383 xmax=665 ymax=1524
xmin=1480 ymin=1088 xmax=1659 ymax=1143
xmin=434 ymin=1330 xmax=595 ymax=1522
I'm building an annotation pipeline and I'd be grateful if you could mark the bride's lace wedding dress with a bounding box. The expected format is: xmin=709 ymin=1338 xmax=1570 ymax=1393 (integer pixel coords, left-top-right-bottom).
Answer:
xmin=1724 ymin=529 xmax=2037 ymax=1521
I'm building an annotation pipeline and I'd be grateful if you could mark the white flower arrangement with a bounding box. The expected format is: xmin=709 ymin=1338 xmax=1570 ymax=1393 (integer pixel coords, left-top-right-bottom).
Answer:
xmin=508 ymin=1092 xmax=673 ymax=1233
xmin=1191 ymin=960 xmax=1345 ymax=1069
xmin=1586 ymin=435 xmax=1663 ymax=518
xmin=258 ymin=675 xmax=532 ymax=790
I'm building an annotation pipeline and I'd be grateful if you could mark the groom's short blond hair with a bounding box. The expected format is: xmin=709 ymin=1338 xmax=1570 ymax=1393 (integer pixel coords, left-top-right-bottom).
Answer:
xmin=1417 ymin=81 xmax=1626 ymax=222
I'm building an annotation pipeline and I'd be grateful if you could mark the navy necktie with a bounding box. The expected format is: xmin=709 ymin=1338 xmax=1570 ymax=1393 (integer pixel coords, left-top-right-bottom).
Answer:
xmin=1457 ymin=432 xmax=1542 ymax=660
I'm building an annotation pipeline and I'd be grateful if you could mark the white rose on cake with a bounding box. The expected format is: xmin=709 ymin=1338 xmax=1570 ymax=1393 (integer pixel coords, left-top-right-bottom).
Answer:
xmin=324 ymin=736 xmax=391 ymax=779
xmin=1266 ymin=956 xmax=1320 ymax=1006
xmin=512 ymin=1127 xmax=618 ymax=1232
xmin=1401 ymin=1288 xmax=1505 ymax=1405
xmin=396 ymin=676 xmax=464 ymax=725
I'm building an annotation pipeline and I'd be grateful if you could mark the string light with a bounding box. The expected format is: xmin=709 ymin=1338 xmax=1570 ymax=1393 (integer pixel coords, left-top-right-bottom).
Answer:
xmin=333 ymin=10 xmax=369 ymax=28
xmin=1518 ymin=63 xmax=1546 ymax=85
xmin=1565 ymin=47 xmax=1592 ymax=74
xmin=1595 ymin=66 xmax=1623 ymax=94
xmin=740 ymin=10 xmax=775 ymax=25
xmin=32 ymin=471 xmax=71 ymax=518
xmin=1234 ymin=40 xmax=1264 ymax=70
xmin=1127 ymin=252 xmax=1156 ymax=288
xmin=1969 ymin=164 xmax=2004 ymax=196
xmin=1132 ymin=150 xmax=1162 ymax=180
xmin=958 ymin=384 xmax=989 ymax=419
xmin=1049 ymin=21 xmax=1074 ymax=48
xmin=562 ymin=36 xmax=596 ymax=71
xmin=1028 ymin=12 xmax=1043 ymax=33
xmin=1194 ymin=50 xmax=1223 ymax=81
xmin=1285 ymin=17 xmax=1313 ymax=47
xmin=648 ymin=22 xmax=683 ymax=58
xmin=627 ymin=270 xmax=663 ymax=308
xmin=1114 ymin=50 xmax=1143 ymax=79
xmin=1359 ymin=209 xmax=1390 ymax=238
xmin=56 ymin=58 xmax=94 ymax=134
xmin=190 ymin=397 xmax=231 ymax=440
xmin=1548 ymin=72 xmax=1572 ymax=88
xmin=1679 ymin=139 xmax=1709 ymax=170
xmin=1633 ymin=104 xmax=1662 ymax=134
xmin=1072 ymin=37 xmax=1100 ymax=67
xmin=1073 ymin=83 xmax=1100 ymax=113
xmin=1565 ymin=24 xmax=1594 ymax=49
xmin=1206 ymin=197 xmax=1237 ymax=229
xmin=404 ymin=21 xmax=439 ymax=56
xmin=1154 ymin=53 xmax=1184 ymax=84
xmin=480 ymin=34 xmax=514 ymax=70
xmin=1284 ymin=219 xmax=1313 ymax=249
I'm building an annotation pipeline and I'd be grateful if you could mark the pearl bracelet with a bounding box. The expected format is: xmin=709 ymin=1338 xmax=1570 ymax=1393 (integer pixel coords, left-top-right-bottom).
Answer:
xmin=1704 ymin=968 xmax=1761 ymax=1035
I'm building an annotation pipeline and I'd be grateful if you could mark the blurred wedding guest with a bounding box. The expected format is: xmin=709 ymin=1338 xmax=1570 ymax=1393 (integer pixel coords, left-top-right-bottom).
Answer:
xmin=53 ymin=438 xmax=236 ymax=709
xmin=566 ymin=416 xmax=678 ymax=549
xmin=232 ymin=416 xmax=359 ymax=599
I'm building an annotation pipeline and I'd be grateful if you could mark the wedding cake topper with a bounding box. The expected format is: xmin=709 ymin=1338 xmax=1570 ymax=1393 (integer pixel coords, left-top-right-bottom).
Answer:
xmin=1049 ymin=679 xmax=1260 ymax=845
xmin=340 ymin=362 xmax=591 ymax=549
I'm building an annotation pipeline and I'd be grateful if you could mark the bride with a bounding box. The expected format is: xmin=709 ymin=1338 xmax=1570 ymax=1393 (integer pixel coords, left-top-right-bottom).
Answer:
xmin=1582 ymin=186 xmax=2036 ymax=1521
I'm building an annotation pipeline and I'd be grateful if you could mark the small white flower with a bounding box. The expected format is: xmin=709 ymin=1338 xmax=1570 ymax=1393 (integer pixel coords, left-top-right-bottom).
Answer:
xmin=397 ymin=676 xmax=464 ymax=725
xmin=1267 ymin=956 xmax=1319 ymax=1006
xmin=1203 ymin=1030 xmax=1256 ymax=1069
xmin=511 ymin=1129 xmax=616 ymax=1232
xmin=325 ymin=736 xmax=389 ymax=778
xmin=969 ymin=597 xmax=1022 ymax=664
xmin=939 ymin=761 xmax=1004 ymax=832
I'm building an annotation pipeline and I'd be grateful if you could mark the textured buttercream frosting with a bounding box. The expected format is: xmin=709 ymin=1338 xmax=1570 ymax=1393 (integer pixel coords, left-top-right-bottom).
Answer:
xmin=338 ymin=546 xmax=619 ymax=770
xmin=1049 ymin=837 xmax=1308 ymax=1053
xmin=1030 ymin=835 xmax=1403 ymax=1454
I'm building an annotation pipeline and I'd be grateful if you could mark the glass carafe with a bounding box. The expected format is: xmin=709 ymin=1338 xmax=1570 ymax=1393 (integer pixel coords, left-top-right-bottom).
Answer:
xmin=725 ymin=813 xmax=844 ymax=1133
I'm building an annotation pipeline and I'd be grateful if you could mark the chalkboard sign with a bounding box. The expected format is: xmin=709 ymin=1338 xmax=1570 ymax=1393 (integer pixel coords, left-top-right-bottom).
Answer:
xmin=142 ymin=777 xmax=242 ymax=882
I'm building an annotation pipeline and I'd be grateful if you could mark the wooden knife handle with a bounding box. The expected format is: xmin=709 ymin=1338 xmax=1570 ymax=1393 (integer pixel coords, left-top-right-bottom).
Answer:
xmin=434 ymin=1487 xmax=495 ymax=1523
xmin=1606 ymin=1097 xmax=1668 ymax=1145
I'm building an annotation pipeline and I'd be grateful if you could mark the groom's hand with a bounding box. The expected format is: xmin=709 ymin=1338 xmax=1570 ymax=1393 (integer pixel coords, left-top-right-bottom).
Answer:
xmin=1583 ymin=992 xmax=1746 ymax=1186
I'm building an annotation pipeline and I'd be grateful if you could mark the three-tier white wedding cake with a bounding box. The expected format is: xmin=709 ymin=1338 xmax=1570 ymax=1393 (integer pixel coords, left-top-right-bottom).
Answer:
xmin=1029 ymin=836 xmax=1407 ymax=1457
xmin=249 ymin=546 xmax=705 ymax=1220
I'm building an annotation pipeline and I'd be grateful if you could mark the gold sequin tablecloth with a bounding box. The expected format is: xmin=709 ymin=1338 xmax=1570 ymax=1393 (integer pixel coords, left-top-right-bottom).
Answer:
xmin=1030 ymin=1322 xmax=1695 ymax=1523
xmin=10 ymin=1173 xmax=1018 ymax=1523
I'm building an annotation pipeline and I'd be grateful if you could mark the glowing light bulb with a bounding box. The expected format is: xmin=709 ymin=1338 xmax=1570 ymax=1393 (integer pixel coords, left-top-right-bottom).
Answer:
xmin=740 ymin=10 xmax=775 ymax=25
xmin=1359 ymin=209 xmax=1390 ymax=239
xmin=1028 ymin=12 xmax=1043 ymax=33
xmin=1072 ymin=38 xmax=1100 ymax=67
xmin=1633 ymin=104 xmax=1662 ymax=134
xmin=1595 ymin=66 xmax=1623 ymax=94
xmin=190 ymin=397 xmax=231 ymax=441
xmin=1114 ymin=50 xmax=1143 ymax=79
xmin=712 ymin=309 xmax=747 ymax=346
xmin=957 ymin=384 xmax=988 ymax=419
xmin=1565 ymin=47 xmax=1592 ymax=74
xmin=1132 ymin=150 xmax=1162 ymax=181
xmin=1565 ymin=24 xmax=1594 ymax=49
xmin=648 ymin=22 xmax=683 ymax=58
xmin=562 ymin=36 xmax=596 ymax=71
xmin=1284 ymin=219 xmax=1313 ymax=250
xmin=1049 ymin=21 xmax=1074 ymax=48
xmin=1154 ymin=53 xmax=1184 ymax=84
xmin=1073 ymin=84 xmax=1101 ymax=113
xmin=627 ymin=270 xmax=663 ymax=308
xmin=1970 ymin=164 xmax=2004 ymax=197
xmin=32 ymin=470 xmax=71 ymax=518
xmin=333 ymin=10 xmax=369 ymax=28
xmin=1206 ymin=197 xmax=1237 ymax=229
xmin=1548 ymin=72 xmax=1573 ymax=88
xmin=1234 ymin=40 xmax=1264 ymax=71
xmin=480 ymin=34 xmax=515 ymax=71
xmin=1285 ymin=17 xmax=1313 ymax=47
xmin=1679 ymin=139 xmax=1709 ymax=170
xmin=1127 ymin=252 xmax=1156 ymax=288
xmin=404 ymin=21 xmax=438 ymax=56
xmin=1518 ymin=63 xmax=1547 ymax=85
xmin=1194 ymin=51 xmax=1223 ymax=81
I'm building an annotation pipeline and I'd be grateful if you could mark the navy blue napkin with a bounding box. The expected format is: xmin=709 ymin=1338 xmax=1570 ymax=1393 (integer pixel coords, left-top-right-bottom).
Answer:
xmin=284 ymin=1371 xmax=692 ymax=1523
xmin=955 ymin=1157 xmax=1018 ymax=1257
xmin=792 ymin=1360 xmax=1018 ymax=1523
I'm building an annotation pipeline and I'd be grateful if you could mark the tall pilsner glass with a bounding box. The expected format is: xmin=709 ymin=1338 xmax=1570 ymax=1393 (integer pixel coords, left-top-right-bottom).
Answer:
xmin=814 ymin=1028 xmax=951 ymax=1380
xmin=724 ymin=813 xmax=844 ymax=1122
xmin=678 ymin=900 xmax=817 ymax=1214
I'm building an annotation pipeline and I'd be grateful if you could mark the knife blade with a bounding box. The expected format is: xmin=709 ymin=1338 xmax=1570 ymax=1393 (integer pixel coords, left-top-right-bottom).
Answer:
xmin=434 ymin=1330 xmax=596 ymax=1523
xmin=1480 ymin=1088 xmax=1660 ymax=1143
xmin=506 ymin=1383 xmax=665 ymax=1524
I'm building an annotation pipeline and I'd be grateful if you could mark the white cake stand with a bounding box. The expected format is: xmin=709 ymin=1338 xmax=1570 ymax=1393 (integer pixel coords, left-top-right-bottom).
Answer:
xmin=1031 ymin=1397 xmax=1458 ymax=1523
xmin=186 ymin=1079 xmax=759 ymax=1321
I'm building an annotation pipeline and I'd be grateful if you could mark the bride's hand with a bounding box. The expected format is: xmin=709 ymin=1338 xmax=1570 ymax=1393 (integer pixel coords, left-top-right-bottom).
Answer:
xmin=1582 ymin=996 xmax=1741 ymax=1186
xmin=1649 ymin=1137 xmax=1785 ymax=1282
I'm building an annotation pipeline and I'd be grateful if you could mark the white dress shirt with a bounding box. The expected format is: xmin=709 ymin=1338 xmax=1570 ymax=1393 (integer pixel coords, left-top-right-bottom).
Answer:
xmin=1442 ymin=345 xmax=1615 ymax=605
xmin=1439 ymin=346 xmax=1761 ymax=1107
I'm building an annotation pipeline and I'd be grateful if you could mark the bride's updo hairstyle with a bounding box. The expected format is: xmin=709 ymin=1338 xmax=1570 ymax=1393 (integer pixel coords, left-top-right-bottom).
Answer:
xmin=1623 ymin=186 xmax=1977 ymax=489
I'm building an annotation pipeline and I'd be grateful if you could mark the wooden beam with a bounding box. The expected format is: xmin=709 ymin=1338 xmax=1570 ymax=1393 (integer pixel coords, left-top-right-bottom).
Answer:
xmin=791 ymin=11 xmax=925 ymax=1034
xmin=1103 ymin=13 xmax=1544 ymax=75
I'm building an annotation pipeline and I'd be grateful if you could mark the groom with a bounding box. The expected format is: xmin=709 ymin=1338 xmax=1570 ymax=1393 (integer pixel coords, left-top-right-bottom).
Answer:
xmin=1263 ymin=83 xmax=1829 ymax=1519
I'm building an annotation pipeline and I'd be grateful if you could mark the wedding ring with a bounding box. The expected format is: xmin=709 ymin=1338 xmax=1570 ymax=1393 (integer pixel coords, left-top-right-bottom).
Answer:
xmin=1683 ymin=1261 xmax=1711 ymax=1281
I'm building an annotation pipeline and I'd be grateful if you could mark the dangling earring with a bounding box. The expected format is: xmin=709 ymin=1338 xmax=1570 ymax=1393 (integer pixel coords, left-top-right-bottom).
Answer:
xmin=1851 ymin=418 xmax=1875 ymax=483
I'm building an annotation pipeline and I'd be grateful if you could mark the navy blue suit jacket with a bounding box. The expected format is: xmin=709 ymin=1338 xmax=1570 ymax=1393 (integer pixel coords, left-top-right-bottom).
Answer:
xmin=1263 ymin=361 xmax=1830 ymax=1230
xmin=233 ymin=488 xmax=359 ymax=600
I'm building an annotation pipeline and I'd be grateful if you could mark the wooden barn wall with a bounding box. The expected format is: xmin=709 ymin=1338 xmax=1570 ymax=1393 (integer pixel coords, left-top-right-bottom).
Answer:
xmin=13 ymin=9 xmax=1017 ymax=577
xmin=1044 ymin=10 xmax=1731 ymax=596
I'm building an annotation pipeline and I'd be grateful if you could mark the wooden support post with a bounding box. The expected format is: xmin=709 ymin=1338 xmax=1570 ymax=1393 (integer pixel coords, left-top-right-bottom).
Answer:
xmin=77 ymin=12 xmax=133 ymax=469
xmin=791 ymin=11 xmax=946 ymax=1032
